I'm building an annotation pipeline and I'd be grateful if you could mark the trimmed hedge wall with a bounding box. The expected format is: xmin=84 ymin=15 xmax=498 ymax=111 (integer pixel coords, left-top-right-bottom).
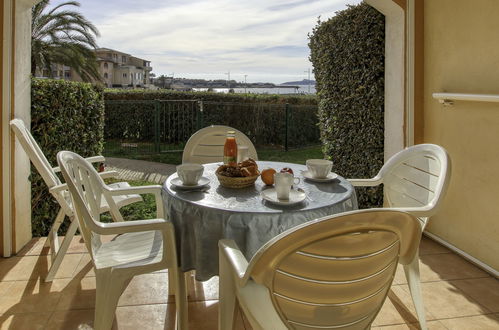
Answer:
xmin=103 ymin=91 xmax=320 ymax=151
xmin=104 ymin=89 xmax=318 ymax=105
xmin=309 ymin=3 xmax=385 ymax=208
xmin=31 ymin=78 xmax=105 ymax=236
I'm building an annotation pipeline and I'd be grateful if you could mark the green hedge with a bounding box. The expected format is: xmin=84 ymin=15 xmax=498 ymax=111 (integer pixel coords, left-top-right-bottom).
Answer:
xmin=103 ymin=91 xmax=320 ymax=152
xmin=104 ymin=89 xmax=318 ymax=105
xmin=31 ymin=78 xmax=105 ymax=236
xmin=309 ymin=3 xmax=385 ymax=208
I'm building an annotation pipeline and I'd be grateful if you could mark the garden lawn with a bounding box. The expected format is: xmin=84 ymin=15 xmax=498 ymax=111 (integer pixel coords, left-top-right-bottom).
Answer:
xmin=101 ymin=179 xmax=158 ymax=223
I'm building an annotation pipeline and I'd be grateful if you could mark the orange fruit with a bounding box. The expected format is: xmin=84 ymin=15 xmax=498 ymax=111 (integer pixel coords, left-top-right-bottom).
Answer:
xmin=261 ymin=168 xmax=277 ymax=185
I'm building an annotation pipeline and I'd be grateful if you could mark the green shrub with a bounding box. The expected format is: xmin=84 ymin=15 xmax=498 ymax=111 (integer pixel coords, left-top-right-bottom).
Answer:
xmin=309 ymin=3 xmax=385 ymax=208
xmin=30 ymin=78 xmax=105 ymax=236
xmin=103 ymin=91 xmax=320 ymax=152
xmin=104 ymin=89 xmax=318 ymax=105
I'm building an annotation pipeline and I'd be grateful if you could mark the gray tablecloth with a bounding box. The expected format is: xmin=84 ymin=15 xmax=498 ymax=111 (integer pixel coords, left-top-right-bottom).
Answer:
xmin=162 ymin=161 xmax=357 ymax=280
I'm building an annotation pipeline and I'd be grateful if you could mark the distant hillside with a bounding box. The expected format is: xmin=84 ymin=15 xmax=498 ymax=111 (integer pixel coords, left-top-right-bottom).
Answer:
xmin=280 ymin=79 xmax=316 ymax=85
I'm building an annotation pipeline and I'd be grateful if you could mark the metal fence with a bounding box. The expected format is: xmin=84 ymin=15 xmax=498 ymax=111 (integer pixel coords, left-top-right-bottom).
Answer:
xmin=104 ymin=99 xmax=320 ymax=156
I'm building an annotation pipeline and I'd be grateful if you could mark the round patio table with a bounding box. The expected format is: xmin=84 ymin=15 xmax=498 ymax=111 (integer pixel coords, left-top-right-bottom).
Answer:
xmin=162 ymin=161 xmax=357 ymax=281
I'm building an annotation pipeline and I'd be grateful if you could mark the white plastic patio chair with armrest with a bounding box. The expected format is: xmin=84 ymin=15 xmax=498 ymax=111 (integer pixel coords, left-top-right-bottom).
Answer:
xmin=348 ymin=143 xmax=451 ymax=330
xmin=10 ymin=118 xmax=142 ymax=282
xmin=182 ymin=125 xmax=258 ymax=164
xmin=57 ymin=150 xmax=188 ymax=330
xmin=219 ymin=209 xmax=423 ymax=330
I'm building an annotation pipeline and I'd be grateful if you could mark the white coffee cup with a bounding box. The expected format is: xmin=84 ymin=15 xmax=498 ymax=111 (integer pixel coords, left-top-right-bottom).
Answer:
xmin=274 ymin=172 xmax=300 ymax=200
xmin=306 ymin=159 xmax=333 ymax=179
xmin=176 ymin=164 xmax=204 ymax=186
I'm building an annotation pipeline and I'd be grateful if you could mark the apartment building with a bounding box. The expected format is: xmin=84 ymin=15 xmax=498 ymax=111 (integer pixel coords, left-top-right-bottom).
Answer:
xmin=35 ymin=48 xmax=153 ymax=88
xmin=95 ymin=48 xmax=153 ymax=88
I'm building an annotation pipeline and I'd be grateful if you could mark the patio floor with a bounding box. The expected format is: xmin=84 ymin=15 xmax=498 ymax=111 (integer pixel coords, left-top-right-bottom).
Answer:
xmin=0 ymin=235 xmax=498 ymax=329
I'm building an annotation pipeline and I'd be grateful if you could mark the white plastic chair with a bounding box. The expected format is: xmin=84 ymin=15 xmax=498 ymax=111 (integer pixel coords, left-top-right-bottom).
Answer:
xmin=10 ymin=118 xmax=142 ymax=282
xmin=348 ymin=143 xmax=451 ymax=330
xmin=219 ymin=209 xmax=422 ymax=330
xmin=57 ymin=150 xmax=187 ymax=330
xmin=182 ymin=125 xmax=258 ymax=164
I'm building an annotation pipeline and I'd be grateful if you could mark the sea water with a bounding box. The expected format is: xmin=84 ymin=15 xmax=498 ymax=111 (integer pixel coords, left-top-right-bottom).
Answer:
xmin=192 ymin=84 xmax=316 ymax=95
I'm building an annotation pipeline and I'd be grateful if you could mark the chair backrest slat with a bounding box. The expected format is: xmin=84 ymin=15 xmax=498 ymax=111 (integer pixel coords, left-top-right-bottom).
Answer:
xmin=247 ymin=210 xmax=421 ymax=330
xmin=10 ymin=119 xmax=61 ymax=188
xmin=57 ymin=151 xmax=107 ymax=256
xmin=381 ymin=144 xmax=450 ymax=216
xmin=182 ymin=125 xmax=258 ymax=164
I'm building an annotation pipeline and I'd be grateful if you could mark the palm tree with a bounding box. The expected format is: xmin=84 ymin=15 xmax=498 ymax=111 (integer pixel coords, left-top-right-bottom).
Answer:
xmin=31 ymin=0 xmax=101 ymax=82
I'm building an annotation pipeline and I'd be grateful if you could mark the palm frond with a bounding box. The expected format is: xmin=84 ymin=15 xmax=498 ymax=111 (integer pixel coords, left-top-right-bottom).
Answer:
xmin=31 ymin=0 xmax=100 ymax=82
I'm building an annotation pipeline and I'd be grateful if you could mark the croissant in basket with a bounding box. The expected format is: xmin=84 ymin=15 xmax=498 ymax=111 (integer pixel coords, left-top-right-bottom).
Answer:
xmin=217 ymin=158 xmax=259 ymax=177
xmin=216 ymin=159 xmax=260 ymax=188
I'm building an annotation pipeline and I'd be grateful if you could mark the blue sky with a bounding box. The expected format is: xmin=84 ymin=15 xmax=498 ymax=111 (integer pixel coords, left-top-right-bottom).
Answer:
xmin=50 ymin=0 xmax=361 ymax=84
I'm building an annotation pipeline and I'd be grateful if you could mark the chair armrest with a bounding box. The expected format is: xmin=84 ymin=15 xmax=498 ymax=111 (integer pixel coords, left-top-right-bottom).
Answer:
xmin=49 ymin=172 xmax=118 ymax=192
xmin=388 ymin=206 xmax=434 ymax=218
xmin=347 ymin=176 xmax=383 ymax=187
xmin=49 ymin=183 xmax=68 ymax=194
xmin=93 ymin=218 xmax=170 ymax=235
xmin=106 ymin=185 xmax=162 ymax=196
xmin=84 ymin=155 xmax=106 ymax=164
xmin=99 ymin=170 xmax=118 ymax=179
xmin=106 ymin=185 xmax=164 ymax=218
xmin=219 ymin=239 xmax=250 ymax=286
xmin=52 ymin=155 xmax=106 ymax=173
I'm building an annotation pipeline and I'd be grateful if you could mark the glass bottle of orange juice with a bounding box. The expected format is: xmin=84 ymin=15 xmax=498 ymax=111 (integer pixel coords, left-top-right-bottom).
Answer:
xmin=223 ymin=130 xmax=237 ymax=166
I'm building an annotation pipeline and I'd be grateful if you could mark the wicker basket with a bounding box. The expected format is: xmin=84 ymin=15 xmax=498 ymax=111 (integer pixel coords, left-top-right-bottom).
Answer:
xmin=216 ymin=168 xmax=260 ymax=188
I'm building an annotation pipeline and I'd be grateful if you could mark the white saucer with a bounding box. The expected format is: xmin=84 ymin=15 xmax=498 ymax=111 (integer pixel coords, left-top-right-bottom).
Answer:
xmin=261 ymin=188 xmax=306 ymax=206
xmin=302 ymin=170 xmax=338 ymax=182
xmin=171 ymin=176 xmax=210 ymax=190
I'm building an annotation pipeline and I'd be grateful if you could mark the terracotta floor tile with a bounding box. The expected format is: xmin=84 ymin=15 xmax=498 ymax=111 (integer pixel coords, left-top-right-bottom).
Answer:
xmin=373 ymin=286 xmax=436 ymax=327
xmin=372 ymin=320 xmax=447 ymax=329
xmin=439 ymin=314 xmax=499 ymax=330
xmin=0 ymin=312 xmax=51 ymax=330
xmin=55 ymin=277 xmax=97 ymax=311
xmin=116 ymin=304 xmax=175 ymax=329
xmin=45 ymin=309 xmax=95 ymax=330
xmin=0 ymin=289 xmax=62 ymax=314
xmin=0 ymin=256 xmax=45 ymax=281
xmin=393 ymin=264 xmax=408 ymax=285
xmin=186 ymin=300 xmax=219 ymax=329
xmin=116 ymin=301 xmax=247 ymax=330
xmin=403 ymin=281 xmax=490 ymax=319
xmin=15 ymin=237 xmax=49 ymax=257
xmin=72 ymin=254 xmax=95 ymax=278
xmin=66 ymin=236 xmax=89 ymax=254
xmin=419 ymin=253 xmax=489 ymax=282
xmin=450 ymin=277 xmax=499 ymax=313
xmin=419 ymin=236 xmax=451 ymax=256
xmin=4 ymin=278 xmax=72 ymax=296
xmin=0 ymin=278 xmax=76 ymax=314
xmin=0 ymin=282 xmax=13 ymax=294
xmin=0 ymin=253 xmax=83 ymax=282
xmin=187 ymin=273 xmax=219 ymax=302
xmin=49 ymin=254 xmax=85 ymax=280
xmin=118 ymin=273 xmax=172 ymax=306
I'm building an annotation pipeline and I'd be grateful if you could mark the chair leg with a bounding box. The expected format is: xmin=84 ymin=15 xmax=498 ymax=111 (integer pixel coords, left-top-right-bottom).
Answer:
xmin=168 ymin=270 xmax=191 ymax=296
xmin=44 ymin=209 xmax=66 ymax=248
xmin=94 ymin=269 xmax=129 ymax=330
xmin=403 ymin=253 xmax=428 ymax=330
xmin=45 ymin=217 xmax=78 ymax=282
xmin=171 ymin=268 xmax=188 ymax=330
xmin=218 ymin=254 xmax=237 ymax=330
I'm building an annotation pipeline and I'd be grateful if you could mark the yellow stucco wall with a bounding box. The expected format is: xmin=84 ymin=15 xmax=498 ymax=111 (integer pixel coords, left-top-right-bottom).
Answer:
xmin=424 ymin=0 xmax=499 ymax=271
xmin=1 ymin=0 xmax=5 ymax=256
